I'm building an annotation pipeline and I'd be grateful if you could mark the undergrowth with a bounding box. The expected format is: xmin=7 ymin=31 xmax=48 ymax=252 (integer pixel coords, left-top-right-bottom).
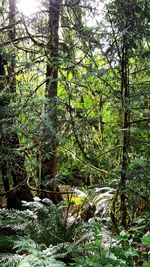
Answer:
xmin=0 ymin=197 xmax=149 ymax=267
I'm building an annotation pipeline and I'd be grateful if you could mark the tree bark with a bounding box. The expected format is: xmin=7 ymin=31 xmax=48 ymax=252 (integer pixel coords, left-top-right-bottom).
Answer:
xmin=40 ymin=0 xmax=62 ymax=203
xmin=0 ymin=0 xmax=32 ymax=209
xmin=120 ymin=38 xmax=130 ymax=227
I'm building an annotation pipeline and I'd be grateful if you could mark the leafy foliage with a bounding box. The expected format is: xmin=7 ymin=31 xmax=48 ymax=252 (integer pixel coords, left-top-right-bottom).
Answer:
xmin=0 ymin=197 xmax=149 ymax=267
xmin=0 ymin=0 xmax=150 ymax=266
xmin=0 ymin=198 xmax=79 ymax=246
xmin=0 ymin=238 xmax=66 ymax=267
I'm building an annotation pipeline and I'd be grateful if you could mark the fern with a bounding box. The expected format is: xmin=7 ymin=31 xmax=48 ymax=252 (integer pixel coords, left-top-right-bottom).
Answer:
xmin=0 ymin=238 xmax=66 ymax=267
xmin=0 ymin=254 xmax=23 ymax=267
xmin=0 ymin=198 xmax=81 ymax=266
xmin=0 ymin=191 xmax=148 ymax=267
xmin=0 ymin=197 xmax=78 ymax=246
xmin=0 ymin=198 xmax=143 ymax=267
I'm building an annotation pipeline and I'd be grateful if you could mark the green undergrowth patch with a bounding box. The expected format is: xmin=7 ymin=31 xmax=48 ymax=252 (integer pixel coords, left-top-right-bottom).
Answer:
xmin=0 ymin=197 xmax=149 ymax=267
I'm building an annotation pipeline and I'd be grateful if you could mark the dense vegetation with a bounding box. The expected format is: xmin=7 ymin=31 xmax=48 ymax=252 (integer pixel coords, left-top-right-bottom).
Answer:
xmin=0 ymin=0 xmax=149 ymax=266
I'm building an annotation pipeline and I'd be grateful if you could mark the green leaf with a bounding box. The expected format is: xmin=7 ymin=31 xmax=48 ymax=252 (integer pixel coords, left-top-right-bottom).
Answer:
xmin=124 ymin=247 xmax=139 ymax=258
xmin=141 ymin=232 xmax=150 ymax=248
xmin=118 ymin=230 xmax=129 ymax=241
xmin=0 ymin=235 xmax=22 ymax=250
xmin=142 ymin=264 xmax=150 ymax=267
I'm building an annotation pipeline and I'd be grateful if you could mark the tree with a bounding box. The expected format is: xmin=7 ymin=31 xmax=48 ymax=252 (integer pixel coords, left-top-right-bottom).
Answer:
xmin=0 ymin=0 xmax=32 ymax=208
xmin=106 ymin=0 xmax=150 ymax=229
xmin=0 ymin=0 xmax=149 ymax=214
xmin=40 ymin=0 xmax=63 ymax=203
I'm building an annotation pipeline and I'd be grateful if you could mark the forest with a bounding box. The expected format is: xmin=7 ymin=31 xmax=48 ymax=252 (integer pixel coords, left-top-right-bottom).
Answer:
xmin=0 ymin=0 xmax=150 ymax=266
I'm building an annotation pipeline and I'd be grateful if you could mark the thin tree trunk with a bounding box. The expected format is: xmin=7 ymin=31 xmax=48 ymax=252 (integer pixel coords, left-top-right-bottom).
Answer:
xmin=120 ymin=40 xmax=130 ymax=227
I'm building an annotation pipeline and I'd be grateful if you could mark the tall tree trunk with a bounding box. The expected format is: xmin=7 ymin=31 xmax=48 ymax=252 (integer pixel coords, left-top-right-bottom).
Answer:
xmin=0 ymin=52 xmax=10 ymax=195
xmin=8 ymin=0 xmax=33 ymax=207
xmin=120 ymin=39 xmax=130 ymax=227
xmin=40 ymin=0 xmax=62 ymax=203
xmin=110 ymin=40 xmax=130 ymax=232
xmin=0 ymin=0 xmax=32 ymax=209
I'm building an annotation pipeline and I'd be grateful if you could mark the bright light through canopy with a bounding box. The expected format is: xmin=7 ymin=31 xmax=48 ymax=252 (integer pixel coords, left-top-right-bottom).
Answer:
xmin=17 ymin=0 xmax=40 ymax=16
